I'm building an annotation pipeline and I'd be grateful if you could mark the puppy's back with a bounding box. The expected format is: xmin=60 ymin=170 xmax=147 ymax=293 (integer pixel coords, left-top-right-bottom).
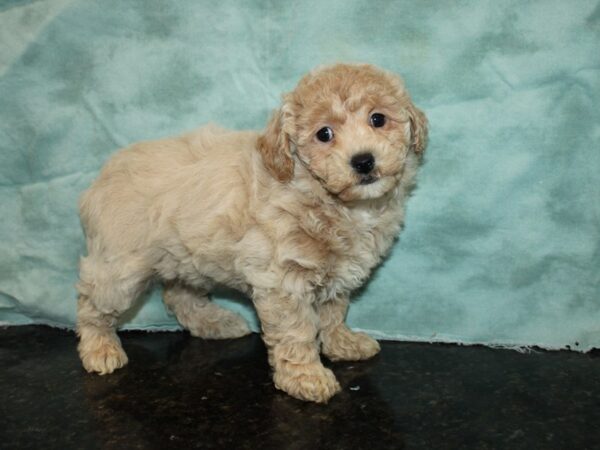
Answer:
xmin=79 ymin=125 xmax=260 ymax=254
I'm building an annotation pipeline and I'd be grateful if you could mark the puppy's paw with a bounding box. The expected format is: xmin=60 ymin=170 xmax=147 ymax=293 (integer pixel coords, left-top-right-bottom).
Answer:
xmin=322 ymin=326 xmax=381 ymax=362
xmin=188 ymin=309 xmax=251 ymax=339
xmin=79 ymin=336 xmax=128 ymax=375
xmin=273 ymin=363 xmax=341 ymax=403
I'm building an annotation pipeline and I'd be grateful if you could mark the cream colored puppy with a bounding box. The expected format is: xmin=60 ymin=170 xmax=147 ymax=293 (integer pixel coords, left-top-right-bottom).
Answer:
xmin=76 ymin=63 xmax=427 ymax=403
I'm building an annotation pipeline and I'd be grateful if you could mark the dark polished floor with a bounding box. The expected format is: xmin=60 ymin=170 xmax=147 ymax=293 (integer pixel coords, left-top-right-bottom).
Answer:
xmin=0 ymin=326 xmax=599 ymax=450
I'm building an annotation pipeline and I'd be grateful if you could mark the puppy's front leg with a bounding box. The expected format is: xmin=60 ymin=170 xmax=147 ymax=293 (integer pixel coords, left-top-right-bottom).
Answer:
xmin=253 ymin=290 xmax=341 ymax=403
xmin=319 ymin=296 xmax=381 ymax=361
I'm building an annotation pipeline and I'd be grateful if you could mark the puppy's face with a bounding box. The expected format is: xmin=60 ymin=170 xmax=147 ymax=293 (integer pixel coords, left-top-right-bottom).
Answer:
xmin=258 ymin=64 xmax=427 ymax=202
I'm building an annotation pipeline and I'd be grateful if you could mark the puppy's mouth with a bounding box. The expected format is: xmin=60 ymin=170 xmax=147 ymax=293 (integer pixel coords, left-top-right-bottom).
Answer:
xmin=336 ymin=174 xmax=398 ymax=201
xmin=359 ymin=174 xmax=378 ymax=185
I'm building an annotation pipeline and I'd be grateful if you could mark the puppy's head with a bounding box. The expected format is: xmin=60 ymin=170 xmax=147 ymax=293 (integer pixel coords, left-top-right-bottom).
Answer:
xmin=257 ymin=63 xmax=427 ymax=201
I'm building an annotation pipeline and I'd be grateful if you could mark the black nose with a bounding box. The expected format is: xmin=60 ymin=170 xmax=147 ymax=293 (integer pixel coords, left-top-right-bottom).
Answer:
xmin=351 ymin=152 xmax=375 ymax=175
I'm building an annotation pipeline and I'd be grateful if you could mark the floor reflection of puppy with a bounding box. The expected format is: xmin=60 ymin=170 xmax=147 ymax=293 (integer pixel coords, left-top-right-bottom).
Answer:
xmin=76 ymin=63 xmax=428 ymax=403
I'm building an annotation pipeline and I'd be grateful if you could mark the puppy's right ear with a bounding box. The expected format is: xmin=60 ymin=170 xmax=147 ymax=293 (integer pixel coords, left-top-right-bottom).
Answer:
xmin=257 ymin=99 xmax=295 ymax=183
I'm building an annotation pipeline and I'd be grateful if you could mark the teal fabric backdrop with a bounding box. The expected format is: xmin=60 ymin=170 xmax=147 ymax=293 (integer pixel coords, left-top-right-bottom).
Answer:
xmin=1 ymin=0 xmax=599 ymax=351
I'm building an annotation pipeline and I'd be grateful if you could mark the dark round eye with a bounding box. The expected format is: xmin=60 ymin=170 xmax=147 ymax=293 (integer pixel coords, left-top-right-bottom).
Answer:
xmin=370 ymin=113 xmax=386 ymax=128
xmin=316 ymin=127 xmax=334 ymax=142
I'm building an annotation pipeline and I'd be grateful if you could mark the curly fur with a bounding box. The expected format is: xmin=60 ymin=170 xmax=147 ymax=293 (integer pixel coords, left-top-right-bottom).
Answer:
xmin=76 ymin=63 xmax=428 ymax=403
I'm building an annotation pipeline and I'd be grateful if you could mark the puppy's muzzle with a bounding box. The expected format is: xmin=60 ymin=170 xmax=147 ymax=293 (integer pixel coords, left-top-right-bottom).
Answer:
xmin=351 ymin=152 xmax=378 ymax=185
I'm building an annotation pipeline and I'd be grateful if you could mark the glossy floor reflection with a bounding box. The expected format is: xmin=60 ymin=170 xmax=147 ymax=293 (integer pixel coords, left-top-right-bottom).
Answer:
xmin=1 ymin=326 xmax=598 ymax=449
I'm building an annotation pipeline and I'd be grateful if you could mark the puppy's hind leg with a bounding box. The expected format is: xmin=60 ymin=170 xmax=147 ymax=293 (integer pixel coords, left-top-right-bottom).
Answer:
xmin=163 ymin=282 xmax=251 ymax=339
xmin=76 ymin=252 xmax=150 ymax=375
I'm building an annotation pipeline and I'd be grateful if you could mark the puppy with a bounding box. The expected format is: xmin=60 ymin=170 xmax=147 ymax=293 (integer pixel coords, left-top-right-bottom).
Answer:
xmin=76 ymin=63 xmax=427 ymax=403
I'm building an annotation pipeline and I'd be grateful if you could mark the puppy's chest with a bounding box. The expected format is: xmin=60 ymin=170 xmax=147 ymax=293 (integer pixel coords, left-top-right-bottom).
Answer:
xmin=312 ymin=209 xmax=400 ymax=301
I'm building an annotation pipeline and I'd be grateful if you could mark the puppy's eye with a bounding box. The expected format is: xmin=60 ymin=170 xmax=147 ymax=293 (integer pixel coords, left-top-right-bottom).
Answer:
xmin=316 ymin=127 xmax=334 ymax=142
xmin=370 ymin=113 xmax=386 ymax=128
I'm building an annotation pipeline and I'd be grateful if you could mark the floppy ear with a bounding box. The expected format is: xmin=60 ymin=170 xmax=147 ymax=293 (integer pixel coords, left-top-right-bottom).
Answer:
xmin=257 ymin=101 xmax=295 ymax=183
xmin=407 ymin=102 xmax=428 ymax=154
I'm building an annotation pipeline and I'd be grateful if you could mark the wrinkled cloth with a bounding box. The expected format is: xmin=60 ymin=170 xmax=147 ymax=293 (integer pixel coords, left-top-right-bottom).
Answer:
xmin=1 ymin=0 xmax=598 ymax=350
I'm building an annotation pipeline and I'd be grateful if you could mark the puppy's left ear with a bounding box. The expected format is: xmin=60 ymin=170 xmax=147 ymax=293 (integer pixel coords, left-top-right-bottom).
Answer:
xmin=257 ymin=98 xmax=295 ymax=183
xmin=407 ymin=103 xmax=428 ymax=154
